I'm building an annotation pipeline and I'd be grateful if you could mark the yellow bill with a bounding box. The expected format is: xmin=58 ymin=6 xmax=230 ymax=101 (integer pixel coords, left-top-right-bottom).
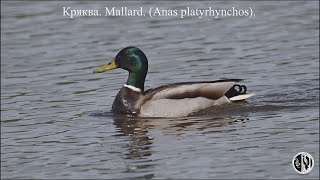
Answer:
xmin=93 ymin=58 xmax=117 ymax=74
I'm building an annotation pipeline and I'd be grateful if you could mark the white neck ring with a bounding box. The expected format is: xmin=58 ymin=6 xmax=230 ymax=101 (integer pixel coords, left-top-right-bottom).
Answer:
xmin=124 ymin=84 xmax=141 ymax=92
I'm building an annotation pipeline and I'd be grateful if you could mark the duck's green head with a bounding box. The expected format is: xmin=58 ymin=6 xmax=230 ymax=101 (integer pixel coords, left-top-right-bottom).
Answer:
xmin=93 ymin=47 xmax=148 ymax=91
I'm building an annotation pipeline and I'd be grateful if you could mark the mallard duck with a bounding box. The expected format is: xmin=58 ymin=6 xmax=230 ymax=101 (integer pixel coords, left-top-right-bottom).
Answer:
xmin=93 ymin=47 xmax=254 ymax=117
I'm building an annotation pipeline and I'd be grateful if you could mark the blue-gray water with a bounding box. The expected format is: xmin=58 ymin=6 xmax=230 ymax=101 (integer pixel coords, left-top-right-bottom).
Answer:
xmin=1 ymin=1 xmax=319 ymax=179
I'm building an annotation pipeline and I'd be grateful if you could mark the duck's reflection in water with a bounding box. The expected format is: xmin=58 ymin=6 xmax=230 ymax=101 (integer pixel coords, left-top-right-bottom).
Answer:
xmin=109 ymin=105 xmax=250 ymax=178
xmin=112 ymin=105 xmax=250 ymax=153
xmin=113 ymin=116 xmax=154 ymax=159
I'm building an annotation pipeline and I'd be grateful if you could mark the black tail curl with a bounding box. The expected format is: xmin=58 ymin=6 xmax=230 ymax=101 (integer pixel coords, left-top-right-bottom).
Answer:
xmin=225 ymin=84 xmax=247 ymax=99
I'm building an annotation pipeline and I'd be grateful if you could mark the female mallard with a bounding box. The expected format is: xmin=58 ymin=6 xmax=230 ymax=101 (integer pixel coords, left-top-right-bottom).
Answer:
xmin=93 ymin=47 xmax=254 ymax=117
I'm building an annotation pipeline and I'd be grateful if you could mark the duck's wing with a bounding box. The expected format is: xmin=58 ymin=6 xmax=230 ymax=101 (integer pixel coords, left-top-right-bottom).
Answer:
xmin=143 ymin=79 xmax=243 ymax=102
